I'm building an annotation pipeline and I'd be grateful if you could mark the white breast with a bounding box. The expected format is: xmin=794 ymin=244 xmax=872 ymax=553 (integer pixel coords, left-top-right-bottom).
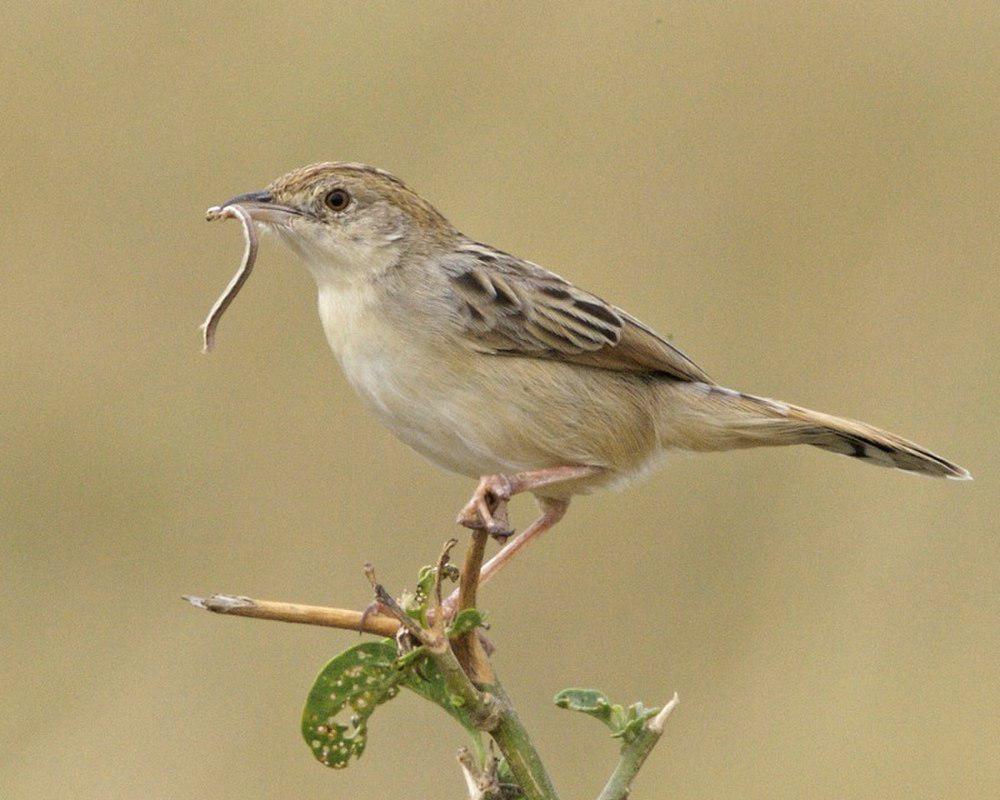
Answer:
xmin=317 ymin=281 xmax=403 ymax=412
xmin=315 ymin=281 xmax=502 ymax=477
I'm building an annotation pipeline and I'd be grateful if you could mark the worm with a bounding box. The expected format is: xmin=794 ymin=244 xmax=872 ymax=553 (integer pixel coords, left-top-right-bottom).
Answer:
xmin=200 ymin=203 xmax=259 ymax=352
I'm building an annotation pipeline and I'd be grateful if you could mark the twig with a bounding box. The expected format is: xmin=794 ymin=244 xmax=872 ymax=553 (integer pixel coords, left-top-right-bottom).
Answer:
xmin=483 ymin=681 xmax=558 ymax=800
xmin=363 ymin=546 xmax=558 ymax=800
xmin=184 ymin=594 xmax=399 ymax=637
xmin=362 ymin=562 xmax=502 ymax=734
xmin=596 ymin=693 xmax=679 ymax=800
xmin=432 ymin=538 xmax=459 ymax=634
xmin=457 ymin=746 xmax=503 ymax=800
xmin=187 ymin=539 xmax=561 ymax=800
xmin=364 ymin=564 xmax=429 ymax=642
xmin=452 ymin=530 xmax=495 ymax=683
xmin=458 ymin=530 xmax=488 ymax=611
xmin=459 ymin=749 xmax=482 ymax=800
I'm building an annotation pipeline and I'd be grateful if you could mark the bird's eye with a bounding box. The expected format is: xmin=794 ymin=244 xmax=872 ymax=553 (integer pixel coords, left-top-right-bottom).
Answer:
xmin=324 ymin=189 xmax=351 ymax=211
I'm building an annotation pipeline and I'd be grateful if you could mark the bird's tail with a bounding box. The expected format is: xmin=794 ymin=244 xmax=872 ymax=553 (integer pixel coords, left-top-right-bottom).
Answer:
xmin=659 ymin=382 xmax=970 ymax=480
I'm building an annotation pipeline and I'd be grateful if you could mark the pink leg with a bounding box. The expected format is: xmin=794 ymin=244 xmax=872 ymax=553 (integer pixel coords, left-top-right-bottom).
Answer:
xmin=456 ymin=465 xmax=600 ymax=537
xmin=445 ymin=465 xmax=602 ymax=615
xmin=478 ymin=496 xmax=569 ymax=586
xmin=444 ymin=497 xmax=569 ymax=616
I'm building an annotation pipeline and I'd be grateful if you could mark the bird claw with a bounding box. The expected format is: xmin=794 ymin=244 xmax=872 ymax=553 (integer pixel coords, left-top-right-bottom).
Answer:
xmin=457 ymin=474 xmax=515 ymax=539
xmin=488 ymin=524 xmax=514 ymax=543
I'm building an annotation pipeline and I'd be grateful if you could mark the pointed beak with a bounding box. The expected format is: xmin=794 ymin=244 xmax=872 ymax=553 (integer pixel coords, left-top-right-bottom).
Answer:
xmin=212 ymin=190 xmax=306 ymax=223
xmin=219 ymin=190 xmax=274 ymax=209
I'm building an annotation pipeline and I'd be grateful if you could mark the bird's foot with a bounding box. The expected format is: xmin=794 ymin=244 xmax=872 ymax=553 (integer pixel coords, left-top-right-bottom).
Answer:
xmin=457 ymin=474 xmax=515 ymax=540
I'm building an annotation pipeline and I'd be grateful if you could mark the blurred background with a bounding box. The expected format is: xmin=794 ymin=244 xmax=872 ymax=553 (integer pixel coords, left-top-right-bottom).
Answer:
xmin=2 ymin=3 xmax=997 ymax=798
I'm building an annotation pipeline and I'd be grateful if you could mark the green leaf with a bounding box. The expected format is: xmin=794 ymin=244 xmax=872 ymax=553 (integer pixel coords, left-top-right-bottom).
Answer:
xmin=447 ymin=608 xmax=486 ymax=638
xmin=554 ymin=688 xmax=661 ymax=744
xmin=301 ymin=640 xmax=401 ymax=769
xmin=303 ymin=634 xmax=481 ymax=769
xmin=553 ymin=688 xmax=615 ymax=725
xmin=403 ymin=563 xmax=460 ymax=626
xmin=402 ymin=565 xmax=435 ymax=624
xmin=612 ymin=703 xmax=660 ymax=744
xmin=303 ymin=561 xmax=476 ymax=770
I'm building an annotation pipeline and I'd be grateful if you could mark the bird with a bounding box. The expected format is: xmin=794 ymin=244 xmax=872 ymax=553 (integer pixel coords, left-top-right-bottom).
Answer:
xmin=206 ymin=161 xmax=970 ymax=588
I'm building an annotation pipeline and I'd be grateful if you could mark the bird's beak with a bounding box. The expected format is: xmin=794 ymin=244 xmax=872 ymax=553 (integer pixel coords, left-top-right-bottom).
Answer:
xmin=215 ymin=190 xmax=305 ymax=223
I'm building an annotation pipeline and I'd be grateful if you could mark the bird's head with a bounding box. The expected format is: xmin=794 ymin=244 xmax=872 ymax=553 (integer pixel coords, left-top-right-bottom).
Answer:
xmin=214 ymin=162 xmax=457 ymax=282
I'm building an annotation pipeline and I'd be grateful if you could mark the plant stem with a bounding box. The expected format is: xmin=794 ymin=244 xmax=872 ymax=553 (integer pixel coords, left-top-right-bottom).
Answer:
xmin=184 ymin=594 xmax=399 ymax=636
xmin=452 ymin=530 xmax=495 ymax=683
xmin=596 ymin=694 xmax=679 ymax=800
xmin=366 ymin=540 xmax=561 ymax=800
xmin=488 ymin=682 xmax=560 ymax=800
xmin=186 ymin=529 xmax=569 ymax=800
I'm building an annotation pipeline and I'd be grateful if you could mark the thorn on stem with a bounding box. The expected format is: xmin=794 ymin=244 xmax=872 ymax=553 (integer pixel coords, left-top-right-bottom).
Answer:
xmin=647 ymin=692 xmax=679 ymax=734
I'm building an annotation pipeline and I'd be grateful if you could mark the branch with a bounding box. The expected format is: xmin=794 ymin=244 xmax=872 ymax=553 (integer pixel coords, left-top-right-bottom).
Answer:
xmin=451 ymin=529 xmax=495 ymax=683
xmin=186 ymin=537 xmax=561 ymax=800
xmin=457 ymin=746 xmax=504 ymax=800
xmin=457 ymin=529 xmax=489 ymax=612
xmin=364 ymin=564 xmax=503 ymax=734
xmin=596 ymin=693 xmax=679 ymax=800
xmin=361 ymin=547 xmax=559 ymax=800
xmin=184 ymin=594 xmax=400 ymax=637
xmin=488 ymin=683 xmax=559 ymax=800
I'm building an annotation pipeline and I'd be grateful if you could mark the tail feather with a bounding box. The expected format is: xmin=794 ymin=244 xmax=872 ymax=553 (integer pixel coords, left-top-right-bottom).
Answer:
xmin=666 ymin=383 xmax=971 ymax=480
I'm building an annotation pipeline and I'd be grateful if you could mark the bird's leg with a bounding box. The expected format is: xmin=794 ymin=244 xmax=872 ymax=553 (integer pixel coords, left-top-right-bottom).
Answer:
xmin=445 ymin=465 xmax=601 ymax=617
xmin=477 ymin=496 xmax=569 ymax=585
xmin=443 ymin=496 xmax=570 ymax=618
xmin=456 ymin=465 xmax=599 ymax=538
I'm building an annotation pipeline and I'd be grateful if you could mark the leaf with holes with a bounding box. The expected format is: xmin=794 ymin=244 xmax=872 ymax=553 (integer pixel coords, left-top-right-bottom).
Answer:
xmin=301 ymin=640 xmax=402 ymax=769
xmin=400 ymin=565 xmax=435 ymax=624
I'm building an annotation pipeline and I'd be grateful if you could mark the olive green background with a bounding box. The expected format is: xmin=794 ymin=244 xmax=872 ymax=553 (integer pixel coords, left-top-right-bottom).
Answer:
xmin=2 ymin=3 xmax=996 ymax=798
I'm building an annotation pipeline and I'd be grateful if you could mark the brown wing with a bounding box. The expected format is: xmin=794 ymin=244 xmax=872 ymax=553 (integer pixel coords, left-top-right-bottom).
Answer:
xmin=443 ymin=245 xmax=712 ymax=383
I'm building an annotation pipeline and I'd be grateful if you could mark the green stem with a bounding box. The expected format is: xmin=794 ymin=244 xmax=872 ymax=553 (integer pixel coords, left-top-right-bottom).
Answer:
xmin=596 ymin=694 xmax=678 ymax=800
xmin=467 ymin=729 xmax=489 ymax=767
xmin=487 ymin=682 xmax=560 ymax=800
xmin=374 ymin=575 xmax=556 ymax=797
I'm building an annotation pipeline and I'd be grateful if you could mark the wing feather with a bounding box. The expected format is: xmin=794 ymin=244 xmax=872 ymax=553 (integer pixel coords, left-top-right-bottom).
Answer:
xmin=443 ymin=245 xmax=711 ymax=383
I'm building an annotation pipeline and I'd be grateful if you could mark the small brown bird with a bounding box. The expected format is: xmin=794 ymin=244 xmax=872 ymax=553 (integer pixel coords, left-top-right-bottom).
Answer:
xmin=206 ymin=162 xmax=970 ymax=586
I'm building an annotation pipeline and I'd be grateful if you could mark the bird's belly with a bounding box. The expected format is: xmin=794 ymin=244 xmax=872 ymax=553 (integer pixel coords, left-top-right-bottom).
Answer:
xmin=341 ymin=346 xmax=664 ymax=487
xmin=340 ymin=346 xmax=514 ymax=477
xmin=317 ymin=284 xmax=663 ymax=486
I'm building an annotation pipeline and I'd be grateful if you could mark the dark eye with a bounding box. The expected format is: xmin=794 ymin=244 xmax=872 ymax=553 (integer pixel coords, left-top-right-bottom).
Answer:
xmin=324 ymin=189 xmax=351 ymax=211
